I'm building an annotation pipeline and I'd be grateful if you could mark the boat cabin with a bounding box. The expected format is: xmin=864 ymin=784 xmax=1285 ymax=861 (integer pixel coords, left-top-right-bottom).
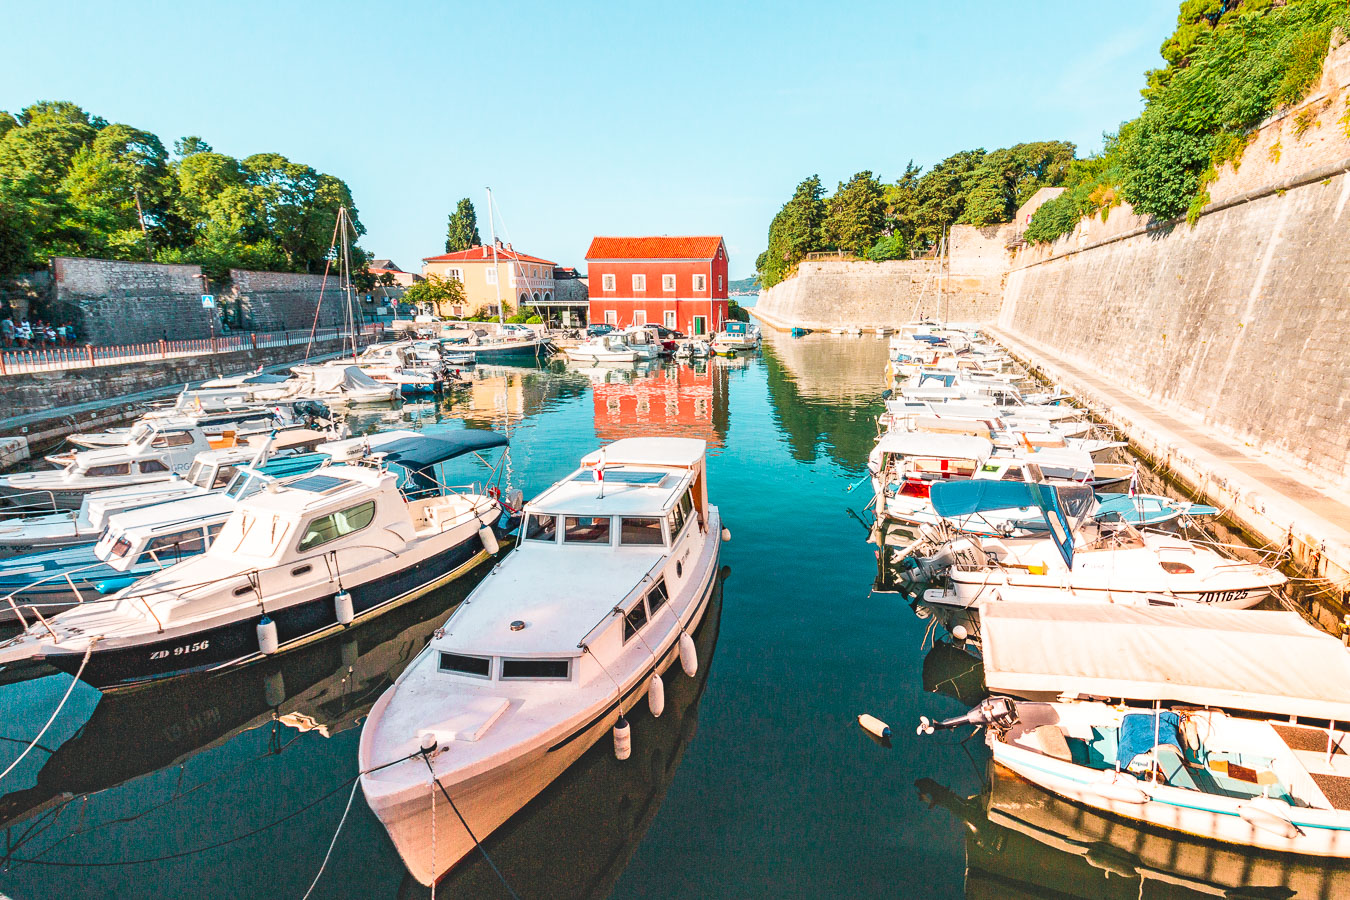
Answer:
xmin=870 ymin=432 xmax=994 ymax=500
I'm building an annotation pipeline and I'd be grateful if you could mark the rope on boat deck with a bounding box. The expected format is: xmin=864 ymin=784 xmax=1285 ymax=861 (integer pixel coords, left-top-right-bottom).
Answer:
xmin=0 ymin=640 xmax=95 ymax=786
xmin=300 ymin=776 xmax=361 ymax=900
xmin=421 ymin=752 xmax=521 ymax=900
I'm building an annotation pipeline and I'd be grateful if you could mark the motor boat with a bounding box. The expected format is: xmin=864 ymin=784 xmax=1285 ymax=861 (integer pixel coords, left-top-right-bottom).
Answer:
xmin=64 ymin=399 xmax=331 ymax=451
xmin=567 ymin=334 xmax=640 ymax=364
xmin=913 ymin=480 xmax=1286 ymax=609
xmin=0 ymin=431 xmax=518 ymax=687
xmin=359 ymin=437 xmax=723 ymax=885
xmin=284 ymin=365 xmax=399 ymax=404
xmin=921 ymin=603 xmax=1350 ymax=857
xmin=675 ymin=339 xmax=711 ymax=360
xmin=619 ymin=327 xmax=663 ymax=360
xmin=711 ymin=321 xmax=759 ymax=355
xmin=332 ymin=342 xmax=447 ymax=395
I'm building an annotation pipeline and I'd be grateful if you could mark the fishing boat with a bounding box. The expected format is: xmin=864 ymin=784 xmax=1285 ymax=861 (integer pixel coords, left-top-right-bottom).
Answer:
xmin=920 ymin=603 xmax=1350 ymax=857
xmin=916 ymin=480 xmax=1286 ymax=608
xmin=710 ymin=321 xmax=759 ymax=355
xmin=359 ymin=437 xmax=724 ymax=885
xmin=0 ymin=431 xmax=517 ymax=688
xmin=566 ymin=333 xmax=640 ymax=364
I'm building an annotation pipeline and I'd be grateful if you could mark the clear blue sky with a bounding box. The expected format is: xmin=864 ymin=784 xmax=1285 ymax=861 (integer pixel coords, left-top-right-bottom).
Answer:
xmin=2 ymin=0 xmax=1179 ymax=279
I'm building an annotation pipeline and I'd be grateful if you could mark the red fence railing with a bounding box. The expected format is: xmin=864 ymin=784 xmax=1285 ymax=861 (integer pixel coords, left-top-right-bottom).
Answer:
xmin=0 ymin=324 xmax=384 ymax=375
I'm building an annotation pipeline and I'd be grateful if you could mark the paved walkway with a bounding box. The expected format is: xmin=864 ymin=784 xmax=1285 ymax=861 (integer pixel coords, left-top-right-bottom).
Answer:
xmin=990 ymin=326 xmax=1350 ymax=592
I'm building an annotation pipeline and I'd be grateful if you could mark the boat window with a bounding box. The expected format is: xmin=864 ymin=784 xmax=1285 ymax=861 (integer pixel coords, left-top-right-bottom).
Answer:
xmin=152 ymin=432 xmax=195 ymax=448
xmin=110 ymin=536 xmax=133 ymax=559
xmin=564 ymin=516 xmax=611 ymax=545
xmin=86 ymin=463 xmax=131 ymax=477
xmin=186 ymin=460 xmax=207 ymax=486
xmin=622 ymin=601 xmax=648 ymax=642
xmin=297 ymin=501 xmax=376 ymax=552
xmin=149 ymin=528 xmax=207 ymax=554
xmin=1000 ymin=466 xmax=1023 ymax=482
xmin=667 ymin=501 xmax=686 ymax=538
xmin=501 ymin=659 xmax=570 ymax=680
xmin=678 ymin=490 xmax=694 ymax=523
xmin=212 ymin=465 xmax=240 ymax=489
xmin=646 ymin=578 xmax=669 ymax=613
xmin=207 ymin=523 xmax=224 ymax=541
xmin=620 ymin=517 xmax=665 ymax=546
xmin=568 ymin=469 xmax=667 ymax=485
xmin=525 ymin=514 xmax=557 ymax=542
xmin=139 ymin=459 xmax=171 ymax=474
xmin=438 ymin=652 xmax=491 ymax=678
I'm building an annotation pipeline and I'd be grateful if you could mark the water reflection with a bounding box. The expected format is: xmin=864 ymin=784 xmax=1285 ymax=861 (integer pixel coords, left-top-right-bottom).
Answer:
xmin=919 ymin=763 xmax=1350 ymax=899
xmin=586 ymin=361 xmax=729 ymax=447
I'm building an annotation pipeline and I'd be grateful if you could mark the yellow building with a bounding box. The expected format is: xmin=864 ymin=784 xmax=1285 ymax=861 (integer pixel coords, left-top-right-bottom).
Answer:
xmin=421 ymin=241 xmax=556 ymax=317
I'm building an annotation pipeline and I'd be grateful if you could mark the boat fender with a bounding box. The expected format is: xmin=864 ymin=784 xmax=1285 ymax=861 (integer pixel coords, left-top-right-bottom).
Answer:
xmin=263 ymin=670 xmax=285 ymax=707
xmin=257 ymin=616 xmax=279 ymax=655
xmin=478 ymin=525 xmax=500 ymax=555
xmin=613 ymin=716 xmax=632 ymax=760
xmin=678 ymin=632 xmax=698 ymax=677
xmin=95 ymin=575 xmax=138 ymax=594
xmin=334 ymin=589 xmax=354 ymax=626
xmin=858 ymin=713 xmax=892 ymax=740
xmin=1238 ymin=797 xmax=1303 ymax=839
xmin=648 ymin=673 xmax=665 ymax=718
xmin=950 ymin=625 xmax=968 ymax=642
xmin=721 ymin=527 xmax=731 ymax=543
xmin=1092 ymin=771 xmax=1149 ymax=805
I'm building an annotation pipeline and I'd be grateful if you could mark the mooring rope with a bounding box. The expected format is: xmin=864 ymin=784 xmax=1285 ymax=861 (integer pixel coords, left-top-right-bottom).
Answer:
xmin=0 ymin=641 xmax=94 ymax=786
xmin=420 ymin=753 xmax=521 ymax=900
xmin=299 ymin=776 xmax=361 ymax=900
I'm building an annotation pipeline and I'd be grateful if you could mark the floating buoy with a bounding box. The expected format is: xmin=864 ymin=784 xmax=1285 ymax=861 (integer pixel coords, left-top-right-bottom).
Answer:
xmin=334 ymin=589 xmax=354 ymax=626
xmin=613 ymin=715 xmax=632 ymax=760
xmin=678 ymin=632 xmax=698 ymax=677
xmin=648 ymin=673 xmax=665 ymax=718
xmin=478 ymin=525 xmax=500 ymax=555
xmin=950 ymin=625 xmax=968 ymax=641
xmin=257 ymin=616 xmax=279 ymax=655
xmin=721 ymin=527 xmax=731 ymax=543
xmin=858 ymin=713 xmax=892 ymax=740
xmin=263 ymin=670 xmax=285 ymax=707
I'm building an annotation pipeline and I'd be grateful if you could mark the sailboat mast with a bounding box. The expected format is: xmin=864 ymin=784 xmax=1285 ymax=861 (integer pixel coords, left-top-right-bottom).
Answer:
xmin=486 ymin=188 xmax=505 ymax=326
xmin=338 ymin=206 xmax=358 ymax=361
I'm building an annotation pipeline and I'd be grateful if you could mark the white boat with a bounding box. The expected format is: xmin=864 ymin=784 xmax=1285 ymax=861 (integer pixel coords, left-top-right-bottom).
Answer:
xmin=0 ymin=431 xmax=517 ymax=687
xmin=284 ymin=364 xmax=399 ymax=404
xmin=330 ymin=342 xmax=447 ymax=394
xmin=711 ymin=321 xmax=759 ymax=355
xmin=65 ymin=399 xmax=330 ymax=451
xmin=619 ymin=327 xmax=662 ymax=360
xmin=921 ymin=603 xmax=1350 ymax=858
xmin=917 ymin=480 xmax=1286 ymax=608
xmin=359 ymin=437 xmax=724 ymax=885
xmin=567 ymin=334 xmax=640 ymax=364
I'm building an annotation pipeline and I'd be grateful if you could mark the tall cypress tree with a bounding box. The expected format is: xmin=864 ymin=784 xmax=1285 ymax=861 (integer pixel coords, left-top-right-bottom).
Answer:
xmin=445 ymin=198 xmax=481 ymax=252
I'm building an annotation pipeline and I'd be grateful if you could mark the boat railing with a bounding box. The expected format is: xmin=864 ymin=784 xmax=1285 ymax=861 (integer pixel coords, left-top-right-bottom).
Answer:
xmin=0 ymin=555 xmax=124 ymax=634
xmin=575 ymin=555 xmax=670 ymax=651
xmin=0 ymin=489 xmax=63 ymax=519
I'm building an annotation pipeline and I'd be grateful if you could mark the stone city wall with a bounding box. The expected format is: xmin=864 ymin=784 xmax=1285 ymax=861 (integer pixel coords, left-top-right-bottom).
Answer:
xmin=226 ymin=269 xmax=344 ymax=332
xmin=51 ymin=257 xmax=219 ymax=344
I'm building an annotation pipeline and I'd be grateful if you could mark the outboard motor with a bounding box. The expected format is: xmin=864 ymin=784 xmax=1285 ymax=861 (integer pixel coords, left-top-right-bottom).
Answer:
xmin=917 ymin=696 xmax=1018 ymax=736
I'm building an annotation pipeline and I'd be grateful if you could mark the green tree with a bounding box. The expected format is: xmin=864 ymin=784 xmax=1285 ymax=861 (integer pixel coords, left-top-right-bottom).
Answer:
xmin=822 ymin=171 xmax=886 ymax=255
xmin=756 ymin=175 xmax=826 ymax=288
xmin=912 ymin=149 xmax=985 ymax=249
xmin=961 ymin=141 xmax=1076 ymax=226
xmin=445 ymin=198 xmax=481 ymax=252
xmin=403 ymin=273 xmax=466 ymax=316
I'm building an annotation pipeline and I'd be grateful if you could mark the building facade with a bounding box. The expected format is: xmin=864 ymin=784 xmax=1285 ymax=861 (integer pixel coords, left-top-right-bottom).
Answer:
xmin=422 ymin=241 xmax=557 ymax=317
xmin=585 ymin=236 xmax=729 ymax=336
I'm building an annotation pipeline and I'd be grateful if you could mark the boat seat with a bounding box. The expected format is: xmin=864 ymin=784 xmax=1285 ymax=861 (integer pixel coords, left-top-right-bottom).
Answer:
xmin=1153 ymin=743 xmax=1199 ymax=791
xmin=1035 ymin=724 xmax=1074 ymax=762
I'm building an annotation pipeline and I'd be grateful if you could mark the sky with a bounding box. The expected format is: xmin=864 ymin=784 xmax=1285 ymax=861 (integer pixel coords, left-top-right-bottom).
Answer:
xmin=1 ymin=0 xmax=1180 ymax=279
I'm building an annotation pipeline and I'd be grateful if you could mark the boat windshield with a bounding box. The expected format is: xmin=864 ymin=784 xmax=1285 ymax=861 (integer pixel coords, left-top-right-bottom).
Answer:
xmin=217 ymin=510 xmax=291 ymax=558
xmin=186 ymin=460 xmax=211 ymax=488
xmin=224 ymin=469 xmax=270 ymax=500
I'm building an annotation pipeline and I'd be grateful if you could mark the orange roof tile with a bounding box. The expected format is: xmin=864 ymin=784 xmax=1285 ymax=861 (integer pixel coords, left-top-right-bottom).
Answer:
xmin=422 ymin=245 xmax=556 ymax=266
xmin=585 ymin=236 xmax=724 ymax=260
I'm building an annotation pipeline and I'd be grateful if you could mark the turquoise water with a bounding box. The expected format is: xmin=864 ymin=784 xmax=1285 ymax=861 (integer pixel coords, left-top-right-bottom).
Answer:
xmin=0 ymin=330 xmax=1326 ymax=899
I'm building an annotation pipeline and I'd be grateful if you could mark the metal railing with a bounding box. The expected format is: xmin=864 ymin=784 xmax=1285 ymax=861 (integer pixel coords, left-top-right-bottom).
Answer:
xmin=0 ymin=324 xmax=385 ymax=375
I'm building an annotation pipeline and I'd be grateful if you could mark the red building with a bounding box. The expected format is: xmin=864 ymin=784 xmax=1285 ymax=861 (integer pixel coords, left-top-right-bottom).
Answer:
xmin=585 ymin=236 xmax=729 ymax=336
xmin=591 ymin=364 xmax=729 ymax=446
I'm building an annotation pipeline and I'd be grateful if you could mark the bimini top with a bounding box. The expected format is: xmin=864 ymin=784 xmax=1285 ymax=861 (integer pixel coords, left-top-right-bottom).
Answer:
xmin=581 ymin=437 xmax=706 ymax=469
xmin=874 ymin=432 xmax=993 ymax=461
xmin=982 ymin=603 xmax=1350 ymax=722
xmin=376 ymin=432 xmax=508 ymax=469
xmin=932 ymin=480 xmax=1094 ymax=567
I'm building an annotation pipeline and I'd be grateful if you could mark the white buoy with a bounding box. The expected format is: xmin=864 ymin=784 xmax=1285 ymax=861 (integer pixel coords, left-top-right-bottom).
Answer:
xmin=858 ymin=713 xmax=892 ymax=740
xmin=478 ymin=525 xmax=500 ymax=555
xmin=257 ymin=616 xmax=279 ymax=655
xmin=951 ymin=625 xmax=968 ymax=641
xmin=720 ymin=527 xmax=731 ymax=542
xmin=334 ymin=589 xmax=354 ymax=626
xmin=678 ymin=632 xmax=698 ymax=677
xmin=648 ymin=673 xmax=665 ymax=718
xmin=613 ymin=716 xmax=632 ymax=760
xmin=263 ymin=670 xmax=285 ymax=707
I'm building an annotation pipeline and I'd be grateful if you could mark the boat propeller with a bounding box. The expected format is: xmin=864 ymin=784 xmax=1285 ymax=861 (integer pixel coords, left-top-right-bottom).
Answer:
xmin=917 ymin=696 xmax=1018 ymax=736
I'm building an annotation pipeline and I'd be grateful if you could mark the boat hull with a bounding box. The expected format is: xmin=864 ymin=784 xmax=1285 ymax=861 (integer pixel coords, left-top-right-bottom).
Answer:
xmin=364 ymin=525 xmax=721 ymax=886
xmin=949 ymin=572 xmax=1275 ymax=609
xmin=40 ymin=520 xmax=511 ymax=689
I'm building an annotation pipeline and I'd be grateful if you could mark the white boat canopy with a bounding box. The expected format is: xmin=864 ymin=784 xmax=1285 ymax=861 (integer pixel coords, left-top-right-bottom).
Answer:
xmin=581 ymin=437 xmax=706 ymax=469
xmin=981 ymin=603 xmax=1350 ymax=722
xmin=874 ymin=432 xmax=993 ymax=461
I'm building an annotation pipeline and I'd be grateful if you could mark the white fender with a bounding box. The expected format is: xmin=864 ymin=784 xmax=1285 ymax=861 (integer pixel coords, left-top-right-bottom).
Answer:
xmin=334 ymin=589 xmax=354 ymax=626
xmin=257 ymin=616 xmax=279 ymax=655
xmin=858 ymin=713 xmax=892 ymax=739
xmin=648 ymin=673 xmax=665 ymax=718
xmin=1090 ymin=771 xmax=1149 ymax=805
xmin=478 ymin=525 xmax=499 ymax=555
xmin=1239 ymin=797 xmax=1303 ymax=839
xmin=678 ymin=632 xmax=698 ymax=677
xmin=613 ymin=716 xmax=632 ymax=760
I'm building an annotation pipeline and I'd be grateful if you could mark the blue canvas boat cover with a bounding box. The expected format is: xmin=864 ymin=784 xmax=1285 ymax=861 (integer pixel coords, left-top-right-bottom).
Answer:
xmin=930 ymin=480 xmax=1094 ymax=568
xmin=377 ymin=432 xmax=508 ymax=470
xmin=1118 ymin=711 xmax=1184 ymax=770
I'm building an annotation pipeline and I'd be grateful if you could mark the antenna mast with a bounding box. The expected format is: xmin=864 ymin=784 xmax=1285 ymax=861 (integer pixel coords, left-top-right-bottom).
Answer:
xmin=486 ymin=188 xmax=505 ymax=326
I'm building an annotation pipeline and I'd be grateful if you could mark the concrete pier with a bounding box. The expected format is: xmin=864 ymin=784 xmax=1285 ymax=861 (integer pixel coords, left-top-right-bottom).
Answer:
xmin=991 ymin=327 xmax=1350 ymax=629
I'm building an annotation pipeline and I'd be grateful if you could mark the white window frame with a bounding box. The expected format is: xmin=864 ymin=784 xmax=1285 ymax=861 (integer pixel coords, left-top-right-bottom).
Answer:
xmin=485 ymin=267 xmax=498 ymax=284
xmin=632 ymin=273 xmax=646 ymax=291
xmin=664 ymin=310 xmax=677 ymax=329
xmin=692 ymin=274 xmax=706 ymax=292
xmin=601 ymin=273 xmax=616 ymax=291
xmin=634 ymin=310 xmax=647 ymax=326
xmin=662 ymin=274 xmax=676 ymax=292
xmin=605 ymin=310 xmax=617 ymax=325
xmin=445 ymin=267 xmax=462 ymax=282
xmin=717 ymin=275 xmax=723 ymax=290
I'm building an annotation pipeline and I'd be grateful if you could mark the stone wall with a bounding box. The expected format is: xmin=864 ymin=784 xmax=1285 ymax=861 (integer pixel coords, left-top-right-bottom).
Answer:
xmin=227 ymin=269 xmax=343 ymax=332
xmin=51 ymin=257 xmax=219 ymax=344
xmin=0 ymin=271 xmax=51 ymax=321
xmin=999 ymin=38 xmax=1350 ymax=490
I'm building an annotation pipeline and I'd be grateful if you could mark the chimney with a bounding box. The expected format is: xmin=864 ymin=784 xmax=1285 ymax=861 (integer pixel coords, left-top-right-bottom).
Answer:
xmin=506 ymin=243 xmax=512 ymax=251
xmin=495 ymin=238 xmax=503 ymax=248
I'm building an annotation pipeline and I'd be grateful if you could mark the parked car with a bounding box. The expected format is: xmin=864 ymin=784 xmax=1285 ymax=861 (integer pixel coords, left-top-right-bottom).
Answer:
xmin=641 ymin=324 xmax=686 ymax=340
xmin=499 ymin=323 xmax=535 ymax=339
xmin=586 ymin=323 xmax=615 ymax=337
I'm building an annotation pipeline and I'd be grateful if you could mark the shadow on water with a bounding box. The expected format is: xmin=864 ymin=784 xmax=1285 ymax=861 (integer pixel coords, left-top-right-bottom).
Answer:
xmin=401 ymin=570 xmax=726 ymax=900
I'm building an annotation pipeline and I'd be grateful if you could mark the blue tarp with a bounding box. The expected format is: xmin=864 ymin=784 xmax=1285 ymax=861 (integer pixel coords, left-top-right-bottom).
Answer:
xmin=929 ymin=480 xmax=1094 ymax=568
xmin=1118 ymin=711 xmax=1184 ymax=770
